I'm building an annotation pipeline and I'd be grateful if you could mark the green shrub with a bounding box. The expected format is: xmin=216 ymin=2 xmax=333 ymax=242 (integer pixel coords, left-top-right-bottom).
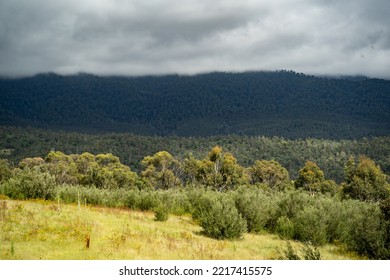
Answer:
xmin=125 ymin=189 xmax=141 ymax=210
xmin=154 ymin=204 xmax=169 ymax=222
xmin=53 ymin=184 xmax=79 ymax=204
xmin=234 ymin=188 xmax=278 ymax=233
xmin=379 ymin=198 xmax=390 ymax=256
xmin=1 ymin=168 xmax=56 ymax=200
xmin=276 ymin=191 xmax=313 ymax=220
xmin=54 ymin=184 xmax=129 ymax=207
xmin=0 ymin=159 xmax=12 ymax=183
xmin=138 ymin=190 xmax=160 ymax=211
xmin=188 ymin=188 xmax=220 ymax=221
xmin=197 ymin=196 xmax=247 ymax=240
xmin=275 ymin=216 xmax=295 ymax=239
xmin=158 ymin=189 xmax=191 ymax=216
xmin=320 ymin=198 xmax=345 ymax=243
xmin=293 ymin=205 xmax=329 ymax=246
xmin=341 ymin=200 xmax=388 ymax=259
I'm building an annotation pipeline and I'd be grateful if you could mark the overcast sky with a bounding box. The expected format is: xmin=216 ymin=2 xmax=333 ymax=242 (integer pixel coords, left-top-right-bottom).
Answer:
xmin=0 ymin=0 xmax=389 ymax=78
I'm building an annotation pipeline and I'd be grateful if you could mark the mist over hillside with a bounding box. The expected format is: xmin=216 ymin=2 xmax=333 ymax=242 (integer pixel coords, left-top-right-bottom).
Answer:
xmin=1 ymin=70 xmax=389 ymax=139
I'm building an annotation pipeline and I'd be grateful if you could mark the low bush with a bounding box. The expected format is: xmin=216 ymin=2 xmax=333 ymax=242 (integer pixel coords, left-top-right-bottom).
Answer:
xmin=138 ymin=190 xmax=161 ymax=211
xmin=275 ymin=216 xmax=294 ymax=239
xmin=125 ymin=189 xmax=141 ymax=209
xmin=278 ymin=242 xmax=321 ymax=260
xmin=0 ymin=168 xmax=56 ymax=200
xmin=302 ymin=243 xmax=322 ymax=260
xmin=154 ymin=204 xmax=169 ymax=222
xmin=159 ymin=189 xmax=191 ymax=215
xmin=188 ymin=188 xmax=221 ymax=221
xmin=275 ymin=191 xmax=314 ymax=220
xmin=197 ymin=196 xmax=247 ymax=240
xmin=279 ymin=242 xmax=300 ymax=260
xmin=234 ymin=188 xmax=278 ymax=233
xmin=341 ymin=200 xmax=388 ymax=259
xmin=293 ymin=205 xmax=328 ymax=246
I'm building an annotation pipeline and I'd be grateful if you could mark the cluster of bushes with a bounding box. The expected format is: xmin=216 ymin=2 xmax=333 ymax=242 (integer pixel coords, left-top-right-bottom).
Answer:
xmin=1 ymin=180 xmax=389 ymax=259
xmin=1 ymin=149 xmax=390 ymax=259
xmin=1 ymin=148 xmax=292 ymax=192
xmin=2 ymin=148 xmax=389 ymax=198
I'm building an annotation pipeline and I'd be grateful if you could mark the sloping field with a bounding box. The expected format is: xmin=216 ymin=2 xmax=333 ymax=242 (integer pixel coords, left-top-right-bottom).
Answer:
xmin=0 ymin=199 xmax=362 ymax=260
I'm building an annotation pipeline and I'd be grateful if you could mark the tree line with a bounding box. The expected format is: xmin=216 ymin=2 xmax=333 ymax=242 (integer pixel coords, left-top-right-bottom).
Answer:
xmin=1 ymin=126 xmax=390 ymax=183
xmin=1 ymin=147 xmax=389 ymax=202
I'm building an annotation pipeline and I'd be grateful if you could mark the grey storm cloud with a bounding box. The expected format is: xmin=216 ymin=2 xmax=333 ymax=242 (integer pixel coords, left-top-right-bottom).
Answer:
xmin=0 ymin=0 xmax=389 ymax=78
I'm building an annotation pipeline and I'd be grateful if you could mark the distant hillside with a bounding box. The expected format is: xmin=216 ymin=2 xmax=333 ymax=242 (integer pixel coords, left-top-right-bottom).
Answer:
xmin=1 ymin=71 xmax=389 ymax=139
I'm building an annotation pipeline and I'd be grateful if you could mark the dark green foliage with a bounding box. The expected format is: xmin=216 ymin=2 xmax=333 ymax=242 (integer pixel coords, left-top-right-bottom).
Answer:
xmin=197 ymin=196 xmax=247 ymax=240
xmin=1 ymin=71 xmax=389 ymax=139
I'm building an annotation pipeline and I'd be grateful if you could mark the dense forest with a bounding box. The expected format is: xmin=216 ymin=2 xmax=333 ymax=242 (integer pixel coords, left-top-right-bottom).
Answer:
xmin=1 ymin=71 xmax=389 ymax=139
xmin=1 ymin=126 xmax=390 ymax=183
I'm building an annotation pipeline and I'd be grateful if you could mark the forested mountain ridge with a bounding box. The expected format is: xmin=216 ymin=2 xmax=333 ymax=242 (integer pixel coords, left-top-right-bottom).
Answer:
xmin=1 ymin=71 xmax=389 ymax=139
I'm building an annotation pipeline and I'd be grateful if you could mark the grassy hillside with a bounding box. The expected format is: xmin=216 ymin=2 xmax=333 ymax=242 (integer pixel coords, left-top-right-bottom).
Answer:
xmin=0 ymin=198 xmax=362 ymax=260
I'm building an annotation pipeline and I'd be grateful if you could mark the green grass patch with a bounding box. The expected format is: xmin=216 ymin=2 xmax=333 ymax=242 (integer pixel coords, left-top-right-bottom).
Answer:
xmin=0 ymin=199 xmax=363 ymax=260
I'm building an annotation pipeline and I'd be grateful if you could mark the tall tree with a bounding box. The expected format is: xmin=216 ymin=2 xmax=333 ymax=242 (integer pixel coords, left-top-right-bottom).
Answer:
xmin=141 ymin=151 xmax=182 ymax=189
xmin=342 ymin=156 xmax=390 ymax=202
xmin=248 ymin=160 xmax=290 ymax=190
xmin=294 ymin=161 xmax=325 ymax=194
xmin=195 ymin=146 xmax=247 ymax=191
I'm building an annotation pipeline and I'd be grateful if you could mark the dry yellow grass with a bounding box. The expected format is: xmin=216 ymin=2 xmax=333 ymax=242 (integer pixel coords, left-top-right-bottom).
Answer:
xmin=0 ymin=199 xmax=363 ymax=260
